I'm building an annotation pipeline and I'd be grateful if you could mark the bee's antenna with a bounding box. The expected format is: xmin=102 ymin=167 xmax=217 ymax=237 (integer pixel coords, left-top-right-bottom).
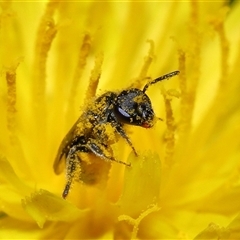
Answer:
xmin=143 ymin=70 xmax=180 ymax=93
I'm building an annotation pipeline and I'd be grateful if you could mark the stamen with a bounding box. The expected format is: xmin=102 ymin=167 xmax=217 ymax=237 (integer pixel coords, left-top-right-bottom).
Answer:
xmin=210 ymin=7 xmax=229 ymax=94
xmin=33 ymin=2 xmax=58 ymax=105
xmin=178 ymin=49 xmax=189 ymax=135
xmin=32 ymin=2 xmax=58 ymax=142
xmin=118 ymin=204 xmax=160 ymax=240
xmin=178 ymin=1 xmax=201 ymax=136
xmin=84 ymin=52 xmax=104 ymax=104
xmin=6 ymin=67 xmax=18 ymax=144
xmin=135 ymin=40 xmax=155 ymax=89
xmin=66 ymin=32 xmax=92 ymax=122
xmin=161 ymin=87 xmax=176 ymax=166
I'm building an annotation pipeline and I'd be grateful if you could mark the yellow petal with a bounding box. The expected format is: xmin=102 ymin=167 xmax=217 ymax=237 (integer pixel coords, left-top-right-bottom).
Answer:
xmin=227 ymin=213 xmax=240 ymax=239
xmin=118 ymin=151 xmax=161 ymax=218
xmin=22 ymin=189 xmax=88 ymax=228
xmin=0 ymin=157 xmax=32 ymax=220
xmin=194 ymin=222 xmax=230 ymax=240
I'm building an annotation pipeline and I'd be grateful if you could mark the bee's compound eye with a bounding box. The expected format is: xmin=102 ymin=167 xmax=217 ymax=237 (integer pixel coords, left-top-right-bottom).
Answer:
xmin=117 ymin=107 xmax=131 ymax=118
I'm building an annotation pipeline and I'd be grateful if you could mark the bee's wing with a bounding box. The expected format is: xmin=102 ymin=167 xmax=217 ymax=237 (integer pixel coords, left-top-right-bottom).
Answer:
xmin=53 ymin=120 xmax=79 ymax=174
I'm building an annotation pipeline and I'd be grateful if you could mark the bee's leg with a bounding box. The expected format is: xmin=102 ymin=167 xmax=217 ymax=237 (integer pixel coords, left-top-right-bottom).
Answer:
xmin=113 ymin=123 xmax=138 ymax=156
xmin=62 ymin=146 xmax=81 ymax=199
xmin=108 ymin=113 xmax=138 ymax=156
xmin=86 ymin=139 xmax=131 ymax=167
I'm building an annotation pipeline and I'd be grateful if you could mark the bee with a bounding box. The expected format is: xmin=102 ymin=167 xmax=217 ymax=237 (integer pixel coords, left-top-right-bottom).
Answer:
xmin=54 ymin=71 xmax=180 ymax=198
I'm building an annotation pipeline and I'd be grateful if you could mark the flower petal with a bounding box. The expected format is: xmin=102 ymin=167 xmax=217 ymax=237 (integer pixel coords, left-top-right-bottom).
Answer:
xmin=118 ymin=151 xmax=161 ymax=218
xmin=194 ymin=222 xmax=230 ymax=239
xmin=227 ymin=213 xmax=240 ymax=239
xmin=0 ymin=156 xmax=32 ymax=220
xmin=22 ymin=189 xmax=88 ymax=228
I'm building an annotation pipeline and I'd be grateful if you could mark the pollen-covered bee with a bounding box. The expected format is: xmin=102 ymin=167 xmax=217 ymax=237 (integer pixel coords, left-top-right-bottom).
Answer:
xmin=54 ymin=71 xmax=180 ymax=198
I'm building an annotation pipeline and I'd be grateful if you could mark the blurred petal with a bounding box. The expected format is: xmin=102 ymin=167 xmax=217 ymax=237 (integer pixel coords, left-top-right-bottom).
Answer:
xmin=186 ymin=184 xmax=240 ymax=216
xmin=119 ymin=151 xmax=161 ymax=218
xmin=0 ymin=157 xmax=32 ymax=220
xmin=227 ymin=213 xmax=240 ymax=239
xmin=194 ymin=222 xmax=230 ymax=240
xmin=22 ymin=189 xmax=87 ymax=228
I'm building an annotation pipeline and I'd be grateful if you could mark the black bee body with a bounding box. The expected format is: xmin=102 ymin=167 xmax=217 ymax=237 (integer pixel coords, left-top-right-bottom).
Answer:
xmin=54 ymin=71 xmax=180 ymax=198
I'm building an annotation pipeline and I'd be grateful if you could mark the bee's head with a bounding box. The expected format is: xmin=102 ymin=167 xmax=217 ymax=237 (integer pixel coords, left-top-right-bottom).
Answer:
xmin=114 ymin=89 xmax=155 ymax=128
xmin=114 ymin=71 xmax=180 ymax=128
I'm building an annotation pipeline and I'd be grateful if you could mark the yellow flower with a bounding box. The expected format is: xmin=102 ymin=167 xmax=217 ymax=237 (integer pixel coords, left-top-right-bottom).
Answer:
xmin=1 ymin=1 xmax=240 ymax=239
